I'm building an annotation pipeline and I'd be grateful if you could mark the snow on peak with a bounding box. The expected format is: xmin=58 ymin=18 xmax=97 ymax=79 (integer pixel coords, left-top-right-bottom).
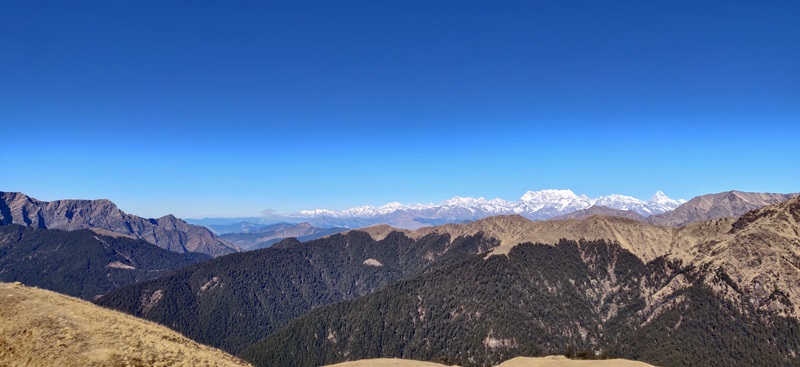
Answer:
xmin=289 ymin=189 xmax=686 ymax=227
xmin=440 ymin=196 xmax=486 ymax=206
xmin=595 ymin=194 xmax=644 ymax=206
xmin=519 ymin=189 xmax=578 ymax=202
xmin=649 ymin=191 xmax=670 ymax=203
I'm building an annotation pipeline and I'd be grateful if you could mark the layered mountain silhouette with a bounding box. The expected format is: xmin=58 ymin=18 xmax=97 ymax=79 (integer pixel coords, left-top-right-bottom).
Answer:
xmin=219 ymin=222 xmax=346 ymax=250
xmin=0 ymin=192 xmax=239 ymax=256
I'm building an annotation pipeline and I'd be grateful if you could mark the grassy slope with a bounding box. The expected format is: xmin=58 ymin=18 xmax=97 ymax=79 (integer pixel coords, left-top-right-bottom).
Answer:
xmin=0 ymin=282 xmax=250 ymax=367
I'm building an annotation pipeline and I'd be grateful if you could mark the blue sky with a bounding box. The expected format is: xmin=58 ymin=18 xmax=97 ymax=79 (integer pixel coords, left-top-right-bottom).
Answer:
xmin=2 ymin=1 xmax=798 ymax=218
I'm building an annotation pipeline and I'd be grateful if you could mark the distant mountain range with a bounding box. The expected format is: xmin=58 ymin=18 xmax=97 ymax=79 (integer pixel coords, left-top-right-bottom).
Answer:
xmin=189 ymin=190 xmax=685 ymax=230
xmin=219 ymin=223 xmax=346 ymax=250
xmin=190 ymin=190 xmax=798 ymax=233
xmin=286 ymin=190 xmax=685 ymax=229
xmin=1 ymin=191 xmax=239 ymax=256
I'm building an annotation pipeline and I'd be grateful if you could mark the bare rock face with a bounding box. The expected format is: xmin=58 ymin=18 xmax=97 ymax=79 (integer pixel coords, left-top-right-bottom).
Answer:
xmin=646 ymin=191 xmax=797 ymax=226
xmin=0 ymin=192 xmax=238 ymax=256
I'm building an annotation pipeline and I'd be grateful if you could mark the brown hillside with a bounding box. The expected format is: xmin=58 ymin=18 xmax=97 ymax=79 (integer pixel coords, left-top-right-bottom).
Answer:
xmin=0 ymin=282 xmax=251 ymax=367
xmin=646 ymin=191 xmax=797 ymax=226
xmin=355 ymin=196 xmax=800 ymax=315
xmin=552 ymin=206 xmax=646 ymax=221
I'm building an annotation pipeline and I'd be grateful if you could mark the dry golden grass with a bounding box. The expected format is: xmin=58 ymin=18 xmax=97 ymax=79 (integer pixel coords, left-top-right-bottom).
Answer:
xmin=0 ymin=282 xmax=251 ymax=367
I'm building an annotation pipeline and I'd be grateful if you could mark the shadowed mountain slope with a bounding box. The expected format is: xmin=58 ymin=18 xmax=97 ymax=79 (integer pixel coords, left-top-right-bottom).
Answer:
xmin=95 ymin=230 xmax=498 ymax=353
xmin=0 ymin=224 xmax=210 ymax=300
xmin=242 ymin=239 xmax=800 ymax=367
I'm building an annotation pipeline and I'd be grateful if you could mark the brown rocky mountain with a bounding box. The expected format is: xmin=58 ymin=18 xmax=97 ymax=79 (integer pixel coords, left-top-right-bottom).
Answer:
xmin=357 ymin=195 xmax=800 ymax=315
xmin=551 ymin=206 xmax=645 ymax=221
xmin=0 ymin=282 xmax=251 ymax=367
xmin=0 ymin=192 xmax=238 ymax=256
xmin=646 ymin=190 xmax=797 ymax=226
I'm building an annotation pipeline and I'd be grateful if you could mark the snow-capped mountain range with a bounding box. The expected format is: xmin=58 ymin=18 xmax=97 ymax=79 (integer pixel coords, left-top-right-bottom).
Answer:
xmin=287 ymin=189 xmax=685 ymax=229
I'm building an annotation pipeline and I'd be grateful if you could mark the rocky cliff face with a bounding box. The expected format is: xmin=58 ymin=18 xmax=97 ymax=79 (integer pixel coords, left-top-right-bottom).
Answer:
xmin=0 ymin=192 xmax=238 ymax=256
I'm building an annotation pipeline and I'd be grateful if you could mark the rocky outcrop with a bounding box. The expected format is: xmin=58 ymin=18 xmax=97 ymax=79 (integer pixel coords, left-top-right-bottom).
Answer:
xmin=0 ymin=192 xmax=238 ymax=256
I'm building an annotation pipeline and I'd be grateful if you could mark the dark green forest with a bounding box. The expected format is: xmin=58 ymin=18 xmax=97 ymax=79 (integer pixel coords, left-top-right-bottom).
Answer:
xmin=242 ymin=239 xmax=800 ymax=367
xmin=0 ymin=224 xmax=210 ymax=300
xmin=95 ymin=230 xmax=499 ymax=353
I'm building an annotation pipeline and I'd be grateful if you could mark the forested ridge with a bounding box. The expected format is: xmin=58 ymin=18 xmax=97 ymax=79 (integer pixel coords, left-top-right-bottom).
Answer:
xmin=0 ymin=224 xmax=210 ymax=300
xmin=96 ymin=230 xmax=498 ymax=353
xmin=242 ymin=239 xmax=800 ymax=367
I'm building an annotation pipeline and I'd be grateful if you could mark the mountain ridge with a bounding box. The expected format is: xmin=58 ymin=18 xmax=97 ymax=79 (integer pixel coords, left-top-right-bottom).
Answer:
xmin=355 ymin=195 xmax=800 ymax=315
xmin=646 ymin=190 xmax=798 ymax=226
xmin=285 ymin=189 xmax=684 ymax=229
xmin=0 ymin=224 xmax=210 ymax=300
xmin=243 ymin=237 xmax=800 ymax=367
xmin=0 ymin=191 xmax=239 ymax=256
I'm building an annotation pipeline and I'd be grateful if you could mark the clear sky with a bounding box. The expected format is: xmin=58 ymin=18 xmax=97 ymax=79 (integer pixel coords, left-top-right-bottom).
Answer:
xmin=2 ymin=1 xmax=798 ymax=219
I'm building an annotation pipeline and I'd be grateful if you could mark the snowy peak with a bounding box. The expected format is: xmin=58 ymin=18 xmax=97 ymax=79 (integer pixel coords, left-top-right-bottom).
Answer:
xmin=288 ymin=189 xmax=686 ymax=229
xmin=595 ymin=194 xmax=645 ymax=207
xmin=649 ymin=190 xmax=671 ymax=204
xmin=519 ymin=189 xmax=578 ymax=202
